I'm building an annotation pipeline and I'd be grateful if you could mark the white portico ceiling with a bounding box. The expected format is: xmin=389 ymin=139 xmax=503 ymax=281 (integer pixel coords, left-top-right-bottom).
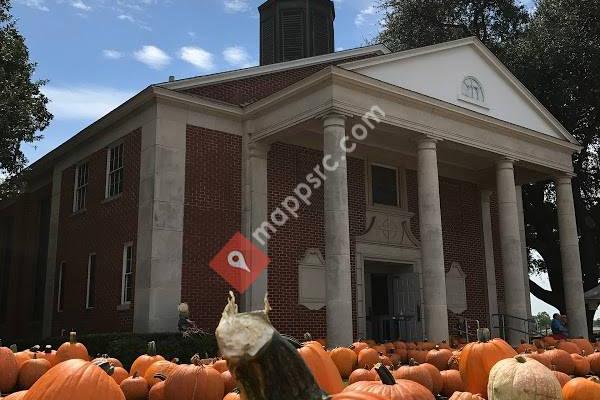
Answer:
xmin=341 ymin=37 xmax=578 ymax=145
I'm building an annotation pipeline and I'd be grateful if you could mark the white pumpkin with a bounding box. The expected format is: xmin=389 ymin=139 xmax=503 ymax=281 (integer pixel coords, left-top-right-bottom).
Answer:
xmin=488 ymin=355 xmax=563 ymax=400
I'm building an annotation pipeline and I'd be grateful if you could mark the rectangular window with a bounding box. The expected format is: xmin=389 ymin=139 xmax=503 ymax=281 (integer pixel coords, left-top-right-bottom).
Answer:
xmin=371 ymin=164 xmax=399 ymax=207
xmin=57 ymin=262 xmax=66 ymax=312
xmin=106 ymin=143 xmax=124 ymax=198
xmin=86 ymin=254 xmax=96 ymax=309
xmin=73 ymin=162 xmax=88 ymax=212
xmin=121 ymin=244 xmax=134 ymax=304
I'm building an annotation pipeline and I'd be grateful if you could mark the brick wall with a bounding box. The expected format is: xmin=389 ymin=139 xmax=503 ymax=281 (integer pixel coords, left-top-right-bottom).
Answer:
xmin=52 ymin=129 xmax=140 ymax=335
xmin=406 ymin=170 xmax=490 ymax=334
xmin=265 ymin=142 xmax=365 ymax=339
xmin=182 ymin=125 xmax=242 ymax=330
xmin=0 ymin=183 xmax=51 ymax=341
xmin=181 ymin=54 xmax=378 ymax=106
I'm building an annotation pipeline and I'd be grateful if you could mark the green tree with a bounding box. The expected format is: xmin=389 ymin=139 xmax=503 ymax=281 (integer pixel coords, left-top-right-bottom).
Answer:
xmin=376 ymin=0 xmax=600 ymax=337
xmin=534 ymin=311 xmax=552 ymax=335
xmin=0 ymin=0 xmax=52 ymax=197
xmin=376 ymin=0 xmax=529 ymax=56
xmin=509 ymin=0 xmax=600 ymax=337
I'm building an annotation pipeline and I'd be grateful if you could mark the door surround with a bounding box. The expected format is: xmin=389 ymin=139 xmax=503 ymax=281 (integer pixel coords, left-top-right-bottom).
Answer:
xmin=355 ymin=241 xmax=423 ymax=339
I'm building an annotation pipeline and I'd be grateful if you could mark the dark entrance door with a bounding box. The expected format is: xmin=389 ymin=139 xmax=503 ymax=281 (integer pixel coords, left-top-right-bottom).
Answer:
xmin=365 ymin=260 xmax=422 ymax=342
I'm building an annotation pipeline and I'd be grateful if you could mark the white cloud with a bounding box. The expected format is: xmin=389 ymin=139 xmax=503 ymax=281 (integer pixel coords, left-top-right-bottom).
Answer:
xmin=134 ymin=45 xmax=171 ymax=69
xmin=103 ymin=49 xmax=123 ymax=59
xmin=117 ymin=14 xmax=135 ymax=22
xmin=18 ymin=0 xmax=49 ymax=11
xmin=224 ymin=0 xmax=249 ymax=13
xmin=179 ymin=46 xmax=215 ymax=71
xmin=42 ymin=86 xmax=134 ymax=120
xmin=355 ymin=5 xmax=376 ymax=26
xmin=71 ymin=0 xmax=91 ymax=11
xmin=222 ymin=46 xmax=255 ymax=68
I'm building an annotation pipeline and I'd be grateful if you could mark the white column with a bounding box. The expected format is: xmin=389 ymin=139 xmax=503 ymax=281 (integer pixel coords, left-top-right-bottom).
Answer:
xmin=556 ymin=175 xmax=588 ymax=338
xmin=516 ymin=185 xmax=532 ymax=320
xmin=481 ymin=190 xmax=499 ymax=337
xmin=323 ymin=114 xmax=353 ymax=347
xmin=134 ymin=104 xmax=186 ymax=333
xmin=496 ymin=159 xmax=528 ymax=344
xmin=242 ymin=141 xmax=269 ymax=312
xmin=417 ymin=137 xmax=449 ymax=343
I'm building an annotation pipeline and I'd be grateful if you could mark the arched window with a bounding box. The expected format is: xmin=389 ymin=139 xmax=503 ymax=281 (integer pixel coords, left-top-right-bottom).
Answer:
xmin=461 ymin=77 xmax=485 ymax=103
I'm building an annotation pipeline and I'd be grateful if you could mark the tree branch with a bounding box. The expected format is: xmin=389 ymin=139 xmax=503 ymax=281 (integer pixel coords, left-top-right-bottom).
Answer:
xmin=529 ymin=280 xmax=563 ymax=311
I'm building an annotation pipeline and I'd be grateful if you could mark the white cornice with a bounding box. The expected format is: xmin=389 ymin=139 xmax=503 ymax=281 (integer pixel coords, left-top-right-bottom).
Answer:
xmin=340 ymin=37 xmax=579 ymax=146
xmin=156 ymin=45 xmax=390 ymax=91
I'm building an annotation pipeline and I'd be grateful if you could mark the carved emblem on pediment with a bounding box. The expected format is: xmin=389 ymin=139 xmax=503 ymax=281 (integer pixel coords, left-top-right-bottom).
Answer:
xmin=357 ymin=209 xmax=420 ymax=248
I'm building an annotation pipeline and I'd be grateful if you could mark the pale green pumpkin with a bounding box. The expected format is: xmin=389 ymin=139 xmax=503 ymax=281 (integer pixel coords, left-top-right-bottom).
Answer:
xmin=488 ymin=355 xmax=563 ymax=400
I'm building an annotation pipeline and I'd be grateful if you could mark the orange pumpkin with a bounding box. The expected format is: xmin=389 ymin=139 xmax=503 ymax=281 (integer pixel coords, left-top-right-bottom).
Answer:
xmin=298 ymin=341 xmax=344 ymax=394
xmin=570 ymin=338 xmax=594 ymax=355
xmin=545 ymin=349 xmax=575 ymax=375
xmin=562 ymin=376 xmax=600 ymax=400
xmin=358 ymin=348 xmax=380 ymax=369
xmin=14 ymin=351 xmax=33 ymax=368
xmin=4 ymin=391 xmax=28 ymax=400
xmin=211 ymin=359 xmax=228 ymax=373
xmin=449 ymin=392 xmax=486 ymax=400
xmin=148 ymin=375 xmax=166 ymax=400
xmin=522 ymin=351 xmax=551 ymax=368
xmin=570 ymin=352 xmax=591 ymax=376
xmin=458 ymin=329 xmax=516 ymax=398
xmin=421 ymin=362 xmax=442 ymax=395
xmin=587 ymin=350 xmax=600 ymax=374
xmin=392 ymin=359 xmax=433 ymax=393
xmin=143 ymin=360 xmax=177 ymax=387
xmin=55 ymin=332 xmax=89 ymax=364
xmin=38 ymin=345 xmax=57 ymax=366
xmin=112 ymin=367 xmax=129 ymax=385
xmin=515 ymin=339 xmax=536 ymax=354
xmin=426 ymin=346 xmax=452 ymax=371
xmin=130 ymin=341 xmax=164 ymax=378
xmin=351 ymin=342 xmax=369 ymax=356
xmin=441 ymin=369 xmax=464 ymax=397
xmin=331 ymin=392 xmax=387 ymax=400
xmin=164 ymin=363 xmax=224 ymax=400
xmin=330 ymin=347 xmax=357 ymax=378
xmin=120 ymin=374 xmax=149 ymax=400
xmin=557 ymin=341 xmax=581 ymax=355
xmin=448 ymin=351 xmax=461 ymax=370
xmin=542 ymin=336 xmax=558 ymax=348
xmin=222 ymin=369 xmax=236 ymax=393
xmin=0 ymin=340 xmax=19 ymax=393
xmin=22 ymin=359 xmax=124 ymax=400
xmin=407 ymin=349 xmax=428 ymax=364
xmin=552 ymin=370 xmax=571 ymax=388
xmin=349 ymin=368 xmax=378 ymax=384
xmin=17 ymin=355 xmax=51 ymax=389
xmin=222 ymin=391 xmax=240 ymax=400
xmin=92 ymin=354 xmax=123 ymax=369
xmin=344 ymin=363 xmax=435 ymax=399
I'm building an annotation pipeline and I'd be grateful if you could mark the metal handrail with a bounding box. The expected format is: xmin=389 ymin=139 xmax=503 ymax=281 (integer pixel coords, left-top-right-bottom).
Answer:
xmin=454 ymin=318 xmax=480 ymax=343
xmin=492 ymin=313 xmax=542 ymax=340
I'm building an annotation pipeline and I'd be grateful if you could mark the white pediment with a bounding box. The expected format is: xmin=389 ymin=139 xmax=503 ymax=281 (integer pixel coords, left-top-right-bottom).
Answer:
xmin=342 ymin=38 xmax=576 ymax=144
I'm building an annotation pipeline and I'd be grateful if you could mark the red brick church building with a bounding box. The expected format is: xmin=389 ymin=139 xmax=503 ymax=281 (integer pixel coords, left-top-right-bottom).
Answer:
xmin=0 ymin=0 xmax=588 ymax=346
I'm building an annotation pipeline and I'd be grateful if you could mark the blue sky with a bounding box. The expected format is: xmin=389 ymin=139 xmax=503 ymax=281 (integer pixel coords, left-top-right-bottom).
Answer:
xmin=14 ymin=0 xmax=558 ymax=319
xmin=13 ymin=0 xmax=382 ymax=163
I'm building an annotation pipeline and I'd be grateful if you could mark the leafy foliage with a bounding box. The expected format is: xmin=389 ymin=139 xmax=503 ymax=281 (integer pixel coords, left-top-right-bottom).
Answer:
xmin=376 ymin=0 xmax=600 ymax=334
xmin=0 ymin=0 xmax=52 ymax=196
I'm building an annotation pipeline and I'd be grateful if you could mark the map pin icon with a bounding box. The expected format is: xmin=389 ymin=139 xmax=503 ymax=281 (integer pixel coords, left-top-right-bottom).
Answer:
xmin=227 ymin=250 xmax=251 ymax=272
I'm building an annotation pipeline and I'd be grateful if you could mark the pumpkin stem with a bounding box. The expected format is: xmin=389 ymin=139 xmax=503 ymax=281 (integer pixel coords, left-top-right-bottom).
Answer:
xmin=9 ymin=344 xmax=17 ymax=353
xmin=96 ymin=360 xmax=115 ymax=376
xmin=281 ymin=334 xmax=303 ymax=349
xmin=589 ymin=376 xmax=600 ymax=384
xmin=154 ymin=372 xmax=167 ymax=382
xmin=408 ymin=358 xmax=419 ymax=366
xmin=147 ymin=341 xmax=157 ymax=356
xmin=44 ymin=345 xmax=53 ymax=353
xmin=476 ymin=328 xmax=491 ymax=342
xmin=304 ymin=332 xmax=313 ymax=341
xmin=515 ymin=355 xmax=527 ymax=363
xmin=69 ymin=331 xmax=77 ymax=344
xmin=30 ymin=345 xmax=41 ymax=352
xmin=374 ymin=363 xmax=396 ymax=385
xmin=171 ymin=357 xmax=180 ymax=364
xmin=191 ymin=353 xmax=201 ymax=365
xmin=434 ymin=345 xmax=440 ymax=351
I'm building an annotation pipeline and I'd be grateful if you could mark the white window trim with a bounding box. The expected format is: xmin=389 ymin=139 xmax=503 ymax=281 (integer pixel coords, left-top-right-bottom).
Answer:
xmin=369 ymin=162 xmax=401 ymax=209
xmin=72 ymin=162 xmax=88 ymax=213
xmin=121 ymin=242 xmax=134 ymax=305
xmin=85 ymin=253 xmax=96 ymax=309
xmin=57 ymin=262 xmax=65 ymax=312
xmin=105 ymin=142 xmax=124 ymax=199
xmin=457 ymin=75 xmax=489 ymax=110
